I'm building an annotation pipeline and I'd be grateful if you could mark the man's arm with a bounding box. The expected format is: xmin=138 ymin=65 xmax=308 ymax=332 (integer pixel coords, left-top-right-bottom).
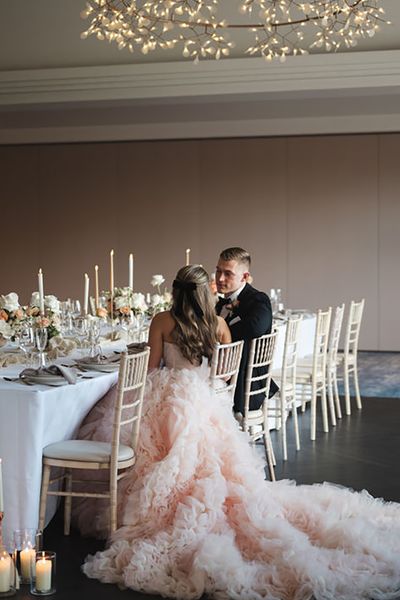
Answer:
xmin=229 ymin=292 xmax=272 ymax=341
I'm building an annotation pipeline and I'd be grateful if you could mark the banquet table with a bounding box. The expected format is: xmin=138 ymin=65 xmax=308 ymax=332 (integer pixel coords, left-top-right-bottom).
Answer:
xmin=0 ymin=313 xmax=316 ymax=546
xmin=0 ymin=349 xmax=122 ymax=548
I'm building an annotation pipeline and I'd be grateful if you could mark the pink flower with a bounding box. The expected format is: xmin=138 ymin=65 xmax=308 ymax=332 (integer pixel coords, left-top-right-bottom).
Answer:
xmin=36 ymin=317 xmax=50 ymax=328
xmin=96 ymin=307 xmax=108 ymax=319
xmin=0 ymin=310 xmax=8 ymax=322
xmin=119 ymin=306 xmax=131 ymax=315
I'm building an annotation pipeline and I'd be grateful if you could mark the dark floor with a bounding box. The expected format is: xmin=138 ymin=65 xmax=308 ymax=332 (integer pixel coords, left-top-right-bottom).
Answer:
xmin=16 ymin=396 xmax=400 ymax=600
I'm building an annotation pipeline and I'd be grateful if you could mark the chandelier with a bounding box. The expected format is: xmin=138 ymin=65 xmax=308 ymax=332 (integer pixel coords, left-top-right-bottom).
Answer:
xmin=80 ymin=1 xmax=389 ymax=62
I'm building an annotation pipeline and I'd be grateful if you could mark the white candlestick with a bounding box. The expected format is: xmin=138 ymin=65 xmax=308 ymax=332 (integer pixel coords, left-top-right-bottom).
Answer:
xmin=35 ymin=556 xmax=51 ymax=592
xmin=83 ymin=273 xmax=89 ymax=316
xmin=38 ymin=269 xmax=45 ymax=315
xmin=110 ymin=250 xmax=114 ymax=319
xmin=185 ymin=248 xmax=191 ymax=266
xmin=20 ymin=547 xmax=35 ymax=581
xmin=129 ymin=253 xmax=134 ymax=290
xmin=0 ymin=555 xmax=11 ymax=593
xmin=0 ymin=458 xmax=3 ymax=513
xmin=94 ymin=265 xmax=99 ymax=310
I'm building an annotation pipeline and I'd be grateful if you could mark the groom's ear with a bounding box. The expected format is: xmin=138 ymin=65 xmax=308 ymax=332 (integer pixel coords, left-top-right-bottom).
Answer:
xmin=242 ymin=271 xmax=250 ymax=282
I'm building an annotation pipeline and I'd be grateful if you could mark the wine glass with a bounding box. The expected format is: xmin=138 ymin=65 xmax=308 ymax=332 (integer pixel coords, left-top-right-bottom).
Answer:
xmin=87 ymin=319 xmax=101 ymax=357
xmin=35 ymin=327 xmax=48 ymax=369
xmin=71 ymin=300 xmax=81 ymax=318
xmin=18 ymin=325 xmax=35 ymax=366
xmin=73 ymin=317 xmax=88 ymax=353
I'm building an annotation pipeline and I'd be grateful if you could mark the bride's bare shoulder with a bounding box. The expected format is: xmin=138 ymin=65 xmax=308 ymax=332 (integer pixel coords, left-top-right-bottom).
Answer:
xmin=151 ymin=310 xmax=175 ymax=336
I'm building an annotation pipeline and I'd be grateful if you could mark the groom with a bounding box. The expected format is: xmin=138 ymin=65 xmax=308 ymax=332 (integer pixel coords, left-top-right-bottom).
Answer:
xmin=215 ymin=247 xmax=278 ymax=416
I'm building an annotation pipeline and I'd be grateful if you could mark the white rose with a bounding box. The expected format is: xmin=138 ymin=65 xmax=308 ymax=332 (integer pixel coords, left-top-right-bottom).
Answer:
xmin=151 ymin=294 xmax=163 ymax=307
xmin=0 ymin=292 xmax=20 ymax=312
xmin=45 ymin=295 xmax=60 ymax=313
xmin=30 ymin=292 xmax=40 ymax=307
xmin=163 ymin=291 xmax=172 ymax=304
xmin=131 ymin=293 xmax=147 ymax=311
xmin=151 ymin=274 xmax=165 ymax=287
xmin=0 ymin=320 xmax=12 ymax=339
xmin=114 ymin=296 xmax=129 ymax=310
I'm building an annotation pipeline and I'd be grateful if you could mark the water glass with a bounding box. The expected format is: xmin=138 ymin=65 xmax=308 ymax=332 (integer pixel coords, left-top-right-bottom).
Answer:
xmin=18 ymin=326 xmax=35 ymax=366
xmin=35 ymin=328 xmax=48 ymax=369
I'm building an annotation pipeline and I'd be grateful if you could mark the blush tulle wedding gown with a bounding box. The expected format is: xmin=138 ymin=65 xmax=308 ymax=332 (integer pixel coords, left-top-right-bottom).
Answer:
xmin=78 ymin=342 xmax=400 ymax=600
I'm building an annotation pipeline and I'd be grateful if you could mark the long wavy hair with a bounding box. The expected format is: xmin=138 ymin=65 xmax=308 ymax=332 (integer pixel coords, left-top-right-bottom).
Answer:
xmin=170 ymin=265 xmax=219 ymax=365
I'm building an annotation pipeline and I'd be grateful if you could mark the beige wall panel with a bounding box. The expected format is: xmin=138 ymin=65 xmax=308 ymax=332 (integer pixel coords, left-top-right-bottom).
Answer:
xmin=0 ymin=146 xmax=40 ymax=304
xmin=114 ymin=140 xmax=201 ymax=293
xmin=378 ymin=134 xmax=400 ymax=350
xmin=197 ymin=138 xmax=288 ymax=291
xmin=287 ymin=135 xmax=379 ymax=349
xmin=35 ymin=143 xmax=118 ymax=302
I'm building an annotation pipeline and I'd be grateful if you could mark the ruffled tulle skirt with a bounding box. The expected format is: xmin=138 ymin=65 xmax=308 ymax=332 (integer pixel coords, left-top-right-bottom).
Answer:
xmin=77 ymin=367 xmax=400 ymax=600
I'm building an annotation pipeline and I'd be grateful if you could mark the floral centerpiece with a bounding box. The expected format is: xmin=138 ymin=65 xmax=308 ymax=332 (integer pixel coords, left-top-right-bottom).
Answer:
xmin=29 ymin=292 xmax=61 ymax=340
xmin=0 ymin=293 xmax=25 ymax=340
xmin=147 ymin=275 xmax=172 ymax=315
xmin=100 ymin=287 xmax=148 ymax=320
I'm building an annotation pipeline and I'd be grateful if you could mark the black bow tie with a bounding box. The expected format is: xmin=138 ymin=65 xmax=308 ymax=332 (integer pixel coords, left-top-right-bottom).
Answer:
xmin=218 ymin=297 xmax=232 ymax=306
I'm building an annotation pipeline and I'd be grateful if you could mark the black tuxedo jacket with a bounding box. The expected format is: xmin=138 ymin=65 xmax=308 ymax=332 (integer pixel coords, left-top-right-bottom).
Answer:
xmin=216 ymin=283 xmax=279 ymax=414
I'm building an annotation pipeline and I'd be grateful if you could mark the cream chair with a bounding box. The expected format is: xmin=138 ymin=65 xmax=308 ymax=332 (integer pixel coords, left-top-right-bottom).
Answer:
xmin=337 ymin=299 xmax=365 ymax=415
xmin=38 ymin=348 xmax=150 ymax=535
xmin=241 ymin=331 xmax=278 ymax=482
xmin=296 ymin=308 xmax=332 ymax=441
xmin=210 ymin=340 xmax=244 ymax=408
xmin=326 ymin=303 xmax=345 ymax=423
xmin=270 ymin=315 xmax=303 ymax=461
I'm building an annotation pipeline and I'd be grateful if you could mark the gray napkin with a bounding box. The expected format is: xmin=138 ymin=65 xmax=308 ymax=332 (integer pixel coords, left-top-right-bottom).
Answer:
xmin=127 ymin=342 xmax=149 ymax=354
xmin=20 ymin=365 xmax=77 ymax=385
xmin=77 ymin=354 xmax=120 ymax=365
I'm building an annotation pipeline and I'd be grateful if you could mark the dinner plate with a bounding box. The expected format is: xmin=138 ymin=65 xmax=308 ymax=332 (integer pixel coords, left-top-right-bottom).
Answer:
xmin=75 ymin=361 xmax=119 ymax=373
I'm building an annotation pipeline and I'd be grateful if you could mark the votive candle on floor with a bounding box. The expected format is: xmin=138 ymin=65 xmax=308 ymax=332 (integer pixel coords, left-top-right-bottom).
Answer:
xmin=35 ymin=555 xmax=51 ymax=592
xmin=0 ymin=554 xmax=11 ymax=593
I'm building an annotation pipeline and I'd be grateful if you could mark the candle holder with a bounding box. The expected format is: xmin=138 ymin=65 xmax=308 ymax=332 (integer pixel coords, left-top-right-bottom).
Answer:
xmin=13 ymin=528 xmax=42 ymax=585
xmin=0 ymin=515 xmax=16 ymax=597
xmin=30 ymin=551 xmax=56 ymax=596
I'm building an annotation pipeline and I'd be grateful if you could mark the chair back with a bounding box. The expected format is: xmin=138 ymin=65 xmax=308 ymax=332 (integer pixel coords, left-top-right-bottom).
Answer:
xmin=327 ymin=303 xmax=345 ymax=369
xmin=312 ymin=308 xmax=332 ymax=378
xmin=210 ymin=340 xmax=244 ymax=402
xmin=111 ymin=348 xmax=150 ymax=471
xmin=281 ymin=315 xmax=303 ymax=389
xmin=243 ymin=330 xmax=278 ymax=418
xmin=343 ymin=299 xmax=365 ymax=357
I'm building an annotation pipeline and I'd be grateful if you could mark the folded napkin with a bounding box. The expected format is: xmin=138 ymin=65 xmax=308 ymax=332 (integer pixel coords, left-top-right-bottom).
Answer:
xmin=47 ymin=335 xmax=78 ymax=359
xmin=19 ymin=365 xmax=77 ymax=385
xmin=126 ymin=342 xmax=149 ymax=354
xmin=77 ymin=354 xmax=120 ymax=365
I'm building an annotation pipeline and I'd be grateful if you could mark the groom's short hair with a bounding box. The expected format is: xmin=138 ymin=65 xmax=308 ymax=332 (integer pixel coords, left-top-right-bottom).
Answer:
xmin=219 ymin=247 xmax=251 ymax=269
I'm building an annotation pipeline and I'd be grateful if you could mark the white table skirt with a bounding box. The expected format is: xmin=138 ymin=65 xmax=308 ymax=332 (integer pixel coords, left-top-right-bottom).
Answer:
xmin=0 ymin=360 xmax=118 ymax=548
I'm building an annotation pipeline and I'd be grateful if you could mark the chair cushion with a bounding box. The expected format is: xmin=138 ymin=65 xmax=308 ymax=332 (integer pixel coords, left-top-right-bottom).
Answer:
xmin=43 ymin=440 xmax=134 ymax=463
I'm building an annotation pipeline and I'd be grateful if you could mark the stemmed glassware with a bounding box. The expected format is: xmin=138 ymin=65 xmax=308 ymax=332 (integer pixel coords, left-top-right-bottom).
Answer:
xmin=35 ymin=328 xmax=48 ymax=369
xmin=87 ymin=319 xmax=101 ymax=357
xmin=18 ymin=325 xmax=35 ymax=366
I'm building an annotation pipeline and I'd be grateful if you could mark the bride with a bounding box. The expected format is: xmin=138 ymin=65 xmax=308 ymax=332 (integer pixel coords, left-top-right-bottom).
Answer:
xmin=81 ymin=265 xmax=400 ymax=600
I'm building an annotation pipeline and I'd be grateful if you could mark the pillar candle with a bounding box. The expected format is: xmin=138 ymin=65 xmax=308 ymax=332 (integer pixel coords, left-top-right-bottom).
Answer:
xmin=185 ymin=248 xmax=191 ymax=266
xmin=0 ymin=458 xmax=3 ymax=513
xmin=0 ymin=555 xmax=10 ymax=593
xmin=94 ymin=265 xmax=99 ymax=309
xmin=20 ymin=547 xmax=35 ymax=581
xmin=129 ymin=254 xmax=134 ymax=290
xmin=35 ymin=556 xmax=51 ymax=592
xmin=38 ymin=269 xmax=45 ymax=315
xmin=83 ymin=273 xmax=89 ymax=316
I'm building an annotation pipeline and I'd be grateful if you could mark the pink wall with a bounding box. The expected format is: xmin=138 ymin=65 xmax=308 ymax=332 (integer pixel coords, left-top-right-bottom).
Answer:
xmin=1 ymin=134 xmax=399 ymax=350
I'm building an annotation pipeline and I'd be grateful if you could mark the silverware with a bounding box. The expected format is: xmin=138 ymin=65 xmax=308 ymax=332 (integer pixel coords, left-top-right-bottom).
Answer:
xmin=3 ymin=377 xmax=34 ymax=386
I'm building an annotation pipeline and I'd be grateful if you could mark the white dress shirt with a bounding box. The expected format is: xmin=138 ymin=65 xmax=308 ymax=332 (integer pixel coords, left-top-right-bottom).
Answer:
xmin=220 ymin=283 xmax=246 ymax=319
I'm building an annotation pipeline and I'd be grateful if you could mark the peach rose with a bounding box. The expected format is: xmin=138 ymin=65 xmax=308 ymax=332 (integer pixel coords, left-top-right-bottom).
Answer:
xmin=96 ymin=307 xmax=108 ymax=319
xmin=119 ymin=306 xmax=131 ymax=315
xmin=0 ymin=310 xmax=9 ymax=321
xmin=13 ymin=308 xmax=24 ymax=320
xmin=36 ymin=317 xmax=50 ymax=328
xmin=27 ymin=306 xmax=40 ymax=317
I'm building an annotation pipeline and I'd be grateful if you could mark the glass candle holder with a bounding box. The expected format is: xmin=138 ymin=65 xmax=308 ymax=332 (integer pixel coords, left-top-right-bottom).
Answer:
xmin=30 ymin=551 xmax=56 ymax=596
xmin=13 ymin=529 xmax=42 ymax=585
xmin=0 ymin=549 xmax=16 ymax=597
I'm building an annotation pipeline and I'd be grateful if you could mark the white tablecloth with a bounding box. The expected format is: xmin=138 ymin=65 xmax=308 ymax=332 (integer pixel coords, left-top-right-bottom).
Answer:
xmin=0 ymin=356 xmax=119 ymax=548
xmin=273 ymin=313 xmax=316 ymax=367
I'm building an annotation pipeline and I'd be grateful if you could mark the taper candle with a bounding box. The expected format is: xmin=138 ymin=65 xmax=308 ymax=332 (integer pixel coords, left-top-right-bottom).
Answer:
xmin=129 ymin=254 xmax=134 ymax=289
xmin=38 ymin=269 xmax=45 ymax=315
xmin=94 ymin=265 xmax=99 ymax=309
xmin=185 ymin=248 xmax=191 ymax=266
xmin=0 ymin=459 xmax=3 ymax=513
xmin=83 ymin=273 xmax=89 ymax=316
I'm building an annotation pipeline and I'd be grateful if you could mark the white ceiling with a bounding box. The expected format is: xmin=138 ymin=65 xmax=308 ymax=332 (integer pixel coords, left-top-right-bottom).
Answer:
xmin=1 ymin=0 xmax=400 ymax=144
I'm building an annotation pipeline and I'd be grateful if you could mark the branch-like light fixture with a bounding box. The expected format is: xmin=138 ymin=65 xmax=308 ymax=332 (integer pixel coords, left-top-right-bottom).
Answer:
xmin=81 ymin=1 xmax=389 ymax=62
